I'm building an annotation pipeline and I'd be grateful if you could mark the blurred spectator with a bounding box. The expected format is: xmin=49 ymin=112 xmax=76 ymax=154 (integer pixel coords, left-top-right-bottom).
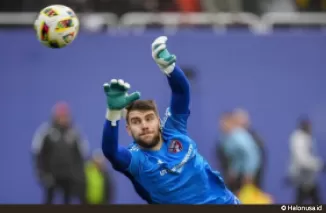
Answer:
xmin=295 ymin=0 xmax=326 ymax=12
xmin=199 ymin=0 xmax=296 ymax=15
xmin=200 ymin=0 xmax=242 ymax=13
xmin=0 ymin=0 xmax=178 ymax=14
xmin=288 ymin=117 xmax=324 ymax=204
xmin=260 ymin=0 xmax=296 ymax=13
xmin=31 ymin=101 xmax=88 ymax=204
xmin=8 ymin=0 xmax=326 ymax=14
xmin=216 ymin=113 xmax=231 ymax=179
xmin=176 ymin=0 xmax=201 ymax=12
xmin=85 ymin=149 xmax=114 ymax=204
xmin=216 ymin=146 xmax=226 ymax=179
xmin=218 ymin=111 xmax=261 ymax=194
xmin=217 ymin=112 xmax=237 ymax=191
xmin=0 ymin=0 xmax=22 ymax=12
xmin=232 ymin=108 xmax=266 ymax=189
xmin=80 ymin=0 xmax=178 ymax=15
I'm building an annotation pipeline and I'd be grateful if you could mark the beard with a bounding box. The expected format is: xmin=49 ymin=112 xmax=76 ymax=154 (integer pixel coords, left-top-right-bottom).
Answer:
xmin=133 ymin=132 xmax=161 ymax=149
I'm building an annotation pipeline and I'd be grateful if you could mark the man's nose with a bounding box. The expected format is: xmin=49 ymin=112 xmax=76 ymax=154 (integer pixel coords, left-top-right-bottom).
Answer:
xmin=141 ymin=122 xmax=149 ymax=129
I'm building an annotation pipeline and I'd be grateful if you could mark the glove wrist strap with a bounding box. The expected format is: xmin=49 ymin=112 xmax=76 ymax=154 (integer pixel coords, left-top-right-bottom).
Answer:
xmin=106 ymin=109 xmax=123 ymax=126
xmin=161 ymin=63 xmax=175 ymax=76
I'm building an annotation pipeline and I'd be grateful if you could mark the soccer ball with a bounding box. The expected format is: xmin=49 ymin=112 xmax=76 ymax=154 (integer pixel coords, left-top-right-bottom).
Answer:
xmin=34 ymin=5 xmax=79 ymax=48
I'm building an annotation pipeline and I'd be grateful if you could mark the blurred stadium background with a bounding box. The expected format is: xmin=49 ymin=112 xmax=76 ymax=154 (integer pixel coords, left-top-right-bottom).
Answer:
xmin=1 ymin=0 xmax=326 ymax=204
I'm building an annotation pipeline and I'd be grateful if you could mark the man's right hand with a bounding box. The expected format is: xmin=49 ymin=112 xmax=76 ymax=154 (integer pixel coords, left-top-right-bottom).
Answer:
xmin=151 ymin=36 xmax=176 ymax=76
xmin=103 ymin=79 xmax=141 ymax=125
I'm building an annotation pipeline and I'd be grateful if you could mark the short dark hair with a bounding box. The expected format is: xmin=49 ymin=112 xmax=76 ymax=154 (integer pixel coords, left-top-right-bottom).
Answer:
xmin=125 ymin=100 xmax=159 ymax=122
xmin=297 ymin=116 xmax=311 ymax=131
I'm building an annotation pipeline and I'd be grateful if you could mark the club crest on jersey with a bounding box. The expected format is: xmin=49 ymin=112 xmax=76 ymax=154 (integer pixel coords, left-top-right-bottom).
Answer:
xmin=168 ymin=140 xmax=182 ymax=153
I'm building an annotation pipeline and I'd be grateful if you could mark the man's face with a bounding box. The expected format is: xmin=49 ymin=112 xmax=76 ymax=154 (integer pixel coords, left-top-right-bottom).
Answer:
xmin=220 ymin=116 xmax=233 ymax=133
xmin=56 ymin=113 xmax=71 ymax=127
xmin=53 ymin=102 xmax=71 ymax=127
xmin=127 ymin=110 xmax=161 ymax=149
xmin=233 ymin=111 xmax=249 ymax=128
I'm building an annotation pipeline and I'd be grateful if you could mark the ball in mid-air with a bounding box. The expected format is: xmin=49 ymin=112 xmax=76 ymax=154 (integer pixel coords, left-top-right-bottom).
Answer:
xmin=34 ymin=5 xmax=79 ymax=48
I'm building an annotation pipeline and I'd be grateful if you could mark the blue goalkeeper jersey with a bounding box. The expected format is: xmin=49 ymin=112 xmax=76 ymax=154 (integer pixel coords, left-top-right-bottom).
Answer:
xmin=124 ymin=108 xmax=237 ymax=204
xmin=102 ymin=65 xmax=239 ymax=204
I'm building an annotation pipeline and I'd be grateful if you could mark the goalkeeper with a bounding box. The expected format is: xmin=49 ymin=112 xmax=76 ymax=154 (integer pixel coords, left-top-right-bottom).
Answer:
xmin=102 ymin=36 xmax=240 ymax=204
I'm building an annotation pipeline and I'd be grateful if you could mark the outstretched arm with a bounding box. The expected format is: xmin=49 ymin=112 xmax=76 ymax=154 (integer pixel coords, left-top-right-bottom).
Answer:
xmin=167 ymin=65 xmax=190 ymax=115
xmin=101 ymin=79 xmax=141 ymax=171
xmin=151 ymin=36 xmax=190 ymax=115
xmin=152 ymin=36 xmax=191 ymax=134
xmin=102 ymin=119 xmax=131 ymax=171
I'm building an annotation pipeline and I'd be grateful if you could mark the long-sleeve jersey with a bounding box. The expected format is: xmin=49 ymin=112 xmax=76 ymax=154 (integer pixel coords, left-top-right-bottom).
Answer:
xmin=102 ymin=65 xmax=239 ymax=204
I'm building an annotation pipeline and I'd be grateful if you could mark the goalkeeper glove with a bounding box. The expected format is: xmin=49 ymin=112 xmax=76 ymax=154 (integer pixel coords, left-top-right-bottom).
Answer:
xmin=103 ymin=79 xmax=141 ymax=126
xmin=151 ymin=36 xmax=176 ymax=76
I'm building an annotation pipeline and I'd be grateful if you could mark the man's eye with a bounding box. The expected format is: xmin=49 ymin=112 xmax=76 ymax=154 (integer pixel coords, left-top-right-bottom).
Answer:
xmin=132 ymin=120 xmax=140 ymax=124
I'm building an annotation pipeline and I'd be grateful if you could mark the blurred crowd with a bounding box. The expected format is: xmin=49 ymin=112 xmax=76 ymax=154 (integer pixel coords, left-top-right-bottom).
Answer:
xmin=30 ymin=101 xmax=325 ymax=204
xmin=1 ymin=0 xmax=326 ymax=14
xmin=216 ymin=109 xmax=325 ymax=204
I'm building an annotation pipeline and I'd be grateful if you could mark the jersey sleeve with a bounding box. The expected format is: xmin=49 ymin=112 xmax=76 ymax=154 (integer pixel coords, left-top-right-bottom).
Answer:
xmin=161 ymin=65 xmax=191 ymax=137
xmin=167 ymin=65 xmax=190 ymax=115
xmin=161 ymin=107 xmax=190 ymax=136
xmin=126 ymin=144 xmax=146 ymax=176
xmin=102 ymin=120 xmax=132 ymax=171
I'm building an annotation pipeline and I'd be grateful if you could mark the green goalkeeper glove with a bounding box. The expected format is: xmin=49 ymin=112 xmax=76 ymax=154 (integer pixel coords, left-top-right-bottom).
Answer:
xmin=103 ymin=79 xmax=141 ymax=126
xmin=151 ymin=36 xmax=177 ymax=76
